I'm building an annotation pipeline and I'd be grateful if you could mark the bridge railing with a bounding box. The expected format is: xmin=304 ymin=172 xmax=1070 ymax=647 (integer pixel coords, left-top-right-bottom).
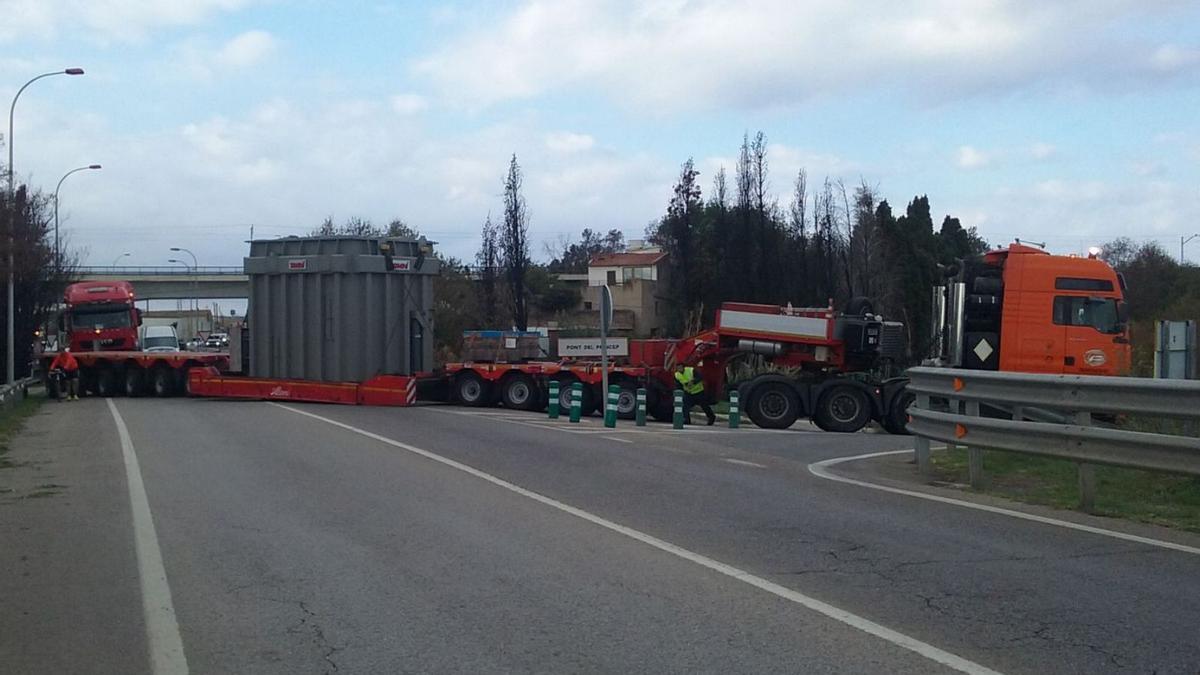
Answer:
xmin=75 ymin=266 xmax=244 ymax=275
xmin=906 ymin=366 xmax=1200 ymax=512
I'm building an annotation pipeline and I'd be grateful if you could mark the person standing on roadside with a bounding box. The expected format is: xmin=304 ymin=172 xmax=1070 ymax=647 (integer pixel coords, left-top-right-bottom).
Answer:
xmin=48 ymin=347 xmax=80 ymax=401
xmin=674 ymin=362 xmax=716 ymax=426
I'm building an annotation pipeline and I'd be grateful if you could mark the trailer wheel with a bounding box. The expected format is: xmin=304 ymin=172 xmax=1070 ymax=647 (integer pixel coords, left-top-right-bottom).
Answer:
xmin=746 ymin=382 xmax=801 ymax=429
xmin=647 ymin=382 xmax=673 ymax=422
xmin=615 ymin=384 xmax=638 ymax=420
xmin=501 ymin=374 xmax=539 ymax=411
xmin=96 ymin=367 xmax=119 ymax=397
xmin=124 ymin=367 xmax=145 ymax=397
xmin=881 ymin=389 xmax=915 ymax=435
xmin=551 ymin=376 xmax=596 ymax=415
xmin=813 ymin=384 xmax=872 ymax=433
xmin=151 ymin=366 xmax=175 ymax=397
xmin=455 ymin=372 xmax=491 ymax=406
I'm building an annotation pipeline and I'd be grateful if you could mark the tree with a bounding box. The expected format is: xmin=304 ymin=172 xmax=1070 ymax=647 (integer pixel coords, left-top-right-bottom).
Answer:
xmin=500 ymin=154 xmax=530 ymax=330
xmin=0 ymin=183 xmax=74 ymax=376
xmin=547 ymin=228 xmax=624 ymax=273
xmin=475 ymin=214 xmax=500 ymax=327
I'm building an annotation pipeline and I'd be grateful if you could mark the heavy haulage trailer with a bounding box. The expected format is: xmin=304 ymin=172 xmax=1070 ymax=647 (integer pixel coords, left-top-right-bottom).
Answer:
xmin=446 ymin=300 xmax=910 ymax=434
xmin=40 ymin=280 xmax=230 ymax=397
xmin=443 ymin=242 xmax=1132 ymax=434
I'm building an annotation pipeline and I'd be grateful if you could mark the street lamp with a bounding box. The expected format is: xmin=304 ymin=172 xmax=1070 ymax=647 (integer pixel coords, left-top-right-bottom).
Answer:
xmin=168 ymin=258 xmax=195 ymax=314
xmin=111 ymin=252 xmax=130 ymax=266
xmin=7 ymin=67 xmax=85 ymax=384
xmin=1183 ymin=234 xmax=1199 ymax=265
xmin=170 ymin=247 xmax=199 ymax=313
xmin=54 ymin=164 xmax=102 ymax=271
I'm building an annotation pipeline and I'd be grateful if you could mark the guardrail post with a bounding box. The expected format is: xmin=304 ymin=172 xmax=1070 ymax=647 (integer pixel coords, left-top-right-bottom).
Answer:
xmin=548 ymin=380 xmax=560 ymax=419
xmin=728 ymin=390 xmax=740 ymax=428
xmin=914 ymin=392 xmax=931 ymax=474
xmin=604 ymin=385 xmax=619 ymax=428
xmin=965 ymin=399 xmax=985 ymax=490
xmin=1075 ymin=411 xmax=1097 ymax=513
xmin=673 ymin=389 xmax=684 ymax=429
xmin=635 ymin=388 xmax=647 ymax=427
xmin=569 ymin=382 xmax=582 ymax=423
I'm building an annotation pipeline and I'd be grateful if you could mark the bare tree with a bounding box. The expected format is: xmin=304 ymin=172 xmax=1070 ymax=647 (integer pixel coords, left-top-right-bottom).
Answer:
xmin=475 ymin=213 xmax=500 ymax=327
xmin=500 ymin=154 xmax=530 ymax=330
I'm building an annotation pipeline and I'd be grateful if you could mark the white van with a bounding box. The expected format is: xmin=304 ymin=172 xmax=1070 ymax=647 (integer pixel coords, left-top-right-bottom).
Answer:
xmin=141 ymin=325 xmax=181 ymax=353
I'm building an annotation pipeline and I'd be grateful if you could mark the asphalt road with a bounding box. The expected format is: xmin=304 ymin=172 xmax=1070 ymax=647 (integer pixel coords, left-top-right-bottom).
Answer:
xmin=4 ymin=397 xmax=1200 ymax=674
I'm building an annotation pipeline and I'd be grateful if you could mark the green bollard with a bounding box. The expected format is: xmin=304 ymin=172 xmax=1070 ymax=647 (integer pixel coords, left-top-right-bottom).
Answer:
xmin=548 ymin=380 xmax=560 ymax=419
xmin=569 ymin=382 xmax=582 ymax=423
xmin=728 ymin=389 xmax=740 ymax=428
xmin=673 ymin=389 xmax=685 ymax=429
xmin=604 ymin=385 xmax=619 ymax=428
xmin=635 ymin=387 xmax=647 ymax=427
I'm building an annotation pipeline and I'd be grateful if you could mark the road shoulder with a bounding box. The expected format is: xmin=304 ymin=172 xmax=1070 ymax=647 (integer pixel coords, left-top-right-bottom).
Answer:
xmin=0 ymin=397 xmax=147 ymax=674
xmin=819 ymin=448 xmax=1200 ymax=553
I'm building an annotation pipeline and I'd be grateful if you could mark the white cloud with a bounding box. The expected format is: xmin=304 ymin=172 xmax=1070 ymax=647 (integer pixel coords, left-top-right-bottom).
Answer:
xmin=1149 ymin=44 xmax=1200 ymax=72
xmin=15 ymin=94 xmax=678 ymax=265
xmin=390 ymin=93 xmax=429 ymax=115
xmin=544 ymin=131 xmax=594 ymax=153
xmin=956 ymin=146 xmax=990 ymax=169
xmin=414 ymin=0 xmax=1195 ymax=111
xmin=214 ymin=30 xmax=276 ymax=68
xmin=1030 ymin=142 xmax=1056 ymax=160
xmin=0 ymin=0 xmax=255 ymax=43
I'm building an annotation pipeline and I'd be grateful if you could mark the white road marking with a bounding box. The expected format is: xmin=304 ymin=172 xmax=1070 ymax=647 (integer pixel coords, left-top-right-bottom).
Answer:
xmin=107 ymin=399 xmax=189 ymax=675
xmin=809 ymin=449 xmax=1200 ymax=557
xmin=603 ymin=436 xmax=634 ymax=444
xmin=723 ymin=458 xmax=768 ymax=469
xmin=274 ymin=403 xmax=1002 ymax=675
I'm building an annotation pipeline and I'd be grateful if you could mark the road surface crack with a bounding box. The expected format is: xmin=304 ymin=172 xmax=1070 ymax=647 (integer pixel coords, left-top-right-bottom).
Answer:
xmin=287 ymin=600 xmax=344 ymax=674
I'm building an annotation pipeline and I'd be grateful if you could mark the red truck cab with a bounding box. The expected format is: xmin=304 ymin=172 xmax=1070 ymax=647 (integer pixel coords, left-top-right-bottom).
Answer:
xmin=61 ymin=281 xmax=141 ymax=352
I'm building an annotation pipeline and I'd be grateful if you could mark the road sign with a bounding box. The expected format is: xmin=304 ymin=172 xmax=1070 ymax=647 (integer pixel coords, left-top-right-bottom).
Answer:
xmin=600 ymin=285 xmax=613 ymax=334
xmin=557 ymin=337 xmax=629 ymax=357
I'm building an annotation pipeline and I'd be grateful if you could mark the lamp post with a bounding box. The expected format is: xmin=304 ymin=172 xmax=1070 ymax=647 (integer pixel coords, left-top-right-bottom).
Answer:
xmin=111 ymin=252 xmax=130 ymax=266
xmin=7 ymin=67 xmax=85 ymax=384
xmin=170 ymin=247 xmax=198 ymax=314
xmin=1183 ymin=234 xmax=1199 ymax=265
xmin=167 ymin=258 xmax=195 ymax=315
xmin=54 ymin=164 xmax=101 ymax=271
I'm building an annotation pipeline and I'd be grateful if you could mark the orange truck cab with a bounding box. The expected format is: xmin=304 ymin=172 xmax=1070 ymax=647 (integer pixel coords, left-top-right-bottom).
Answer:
xmin=935 ymin=243 xmax=1131 ymax=376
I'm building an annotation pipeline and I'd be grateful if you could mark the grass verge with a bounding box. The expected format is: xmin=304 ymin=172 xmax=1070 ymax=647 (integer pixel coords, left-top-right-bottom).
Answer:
xmin=931 ymin=448 xmax=1200 ymax=533
xmin=0 ymin=395 xmax=46 ymax=468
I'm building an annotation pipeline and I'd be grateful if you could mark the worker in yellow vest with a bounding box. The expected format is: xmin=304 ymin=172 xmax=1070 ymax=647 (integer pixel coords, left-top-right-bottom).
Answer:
xmin=674 ymin=363 xmax=716 ymax=426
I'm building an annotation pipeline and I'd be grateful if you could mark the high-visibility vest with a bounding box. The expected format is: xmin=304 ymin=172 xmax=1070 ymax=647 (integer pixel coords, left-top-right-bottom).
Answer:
xmin=674 ymin=366 xmax=704 ymax=394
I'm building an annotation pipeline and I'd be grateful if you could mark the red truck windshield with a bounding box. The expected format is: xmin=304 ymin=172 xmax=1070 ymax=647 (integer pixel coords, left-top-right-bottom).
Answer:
xmin=71 ymin=307 xmax=133 ymax=330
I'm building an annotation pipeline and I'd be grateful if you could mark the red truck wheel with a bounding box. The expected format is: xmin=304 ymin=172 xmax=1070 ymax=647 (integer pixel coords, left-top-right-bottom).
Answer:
xmin=124 ymin=367 xmax=145 ymax=397
xmin=813 ymin=384 xmax=872 ymax=433
xmin=151 ymin=366 xmax=176 ymax=397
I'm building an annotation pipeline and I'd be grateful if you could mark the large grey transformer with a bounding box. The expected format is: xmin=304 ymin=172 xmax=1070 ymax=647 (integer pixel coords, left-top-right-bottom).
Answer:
xmin=244 ymin=236 xmax=438 ymax=382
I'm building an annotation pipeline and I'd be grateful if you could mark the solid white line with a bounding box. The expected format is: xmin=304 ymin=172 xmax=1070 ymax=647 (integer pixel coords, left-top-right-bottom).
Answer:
xmin=107 ymin=399 xmax=189 ymax=675
xmin=272 ymin=403 xmax=1001 ymax=675
xmin=808 ymin=449 xmax=1200 ymax=557
xmin=603 ymin=436 xmax=634 ymax=444
xmin=723 ymin=458 xmax=768 ymax=469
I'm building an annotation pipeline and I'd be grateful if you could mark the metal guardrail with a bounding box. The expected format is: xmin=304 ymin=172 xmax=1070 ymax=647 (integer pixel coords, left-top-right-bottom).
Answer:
xmin=0 ymin=377 xmax=39 ymax=412
xmin=906 ymin=367 xmax=1200 ymax=511
xmin=75 ymin=266 xmax=244 ymax=275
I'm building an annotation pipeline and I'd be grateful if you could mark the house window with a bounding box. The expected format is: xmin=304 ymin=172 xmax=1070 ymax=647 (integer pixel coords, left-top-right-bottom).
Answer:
xmin=584 ymin=301 xmax=593 ymax=310
xmin=606 ymin=270 xmax=617 ymax=285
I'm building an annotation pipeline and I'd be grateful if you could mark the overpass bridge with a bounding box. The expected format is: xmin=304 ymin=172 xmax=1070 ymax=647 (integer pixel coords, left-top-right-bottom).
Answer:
xmin=75 ymin=266 xmax=248 ymax=300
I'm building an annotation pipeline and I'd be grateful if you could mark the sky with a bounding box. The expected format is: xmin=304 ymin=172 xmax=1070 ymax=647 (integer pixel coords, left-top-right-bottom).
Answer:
xmin=2 ymin=0 xmax=1200 ymax=270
